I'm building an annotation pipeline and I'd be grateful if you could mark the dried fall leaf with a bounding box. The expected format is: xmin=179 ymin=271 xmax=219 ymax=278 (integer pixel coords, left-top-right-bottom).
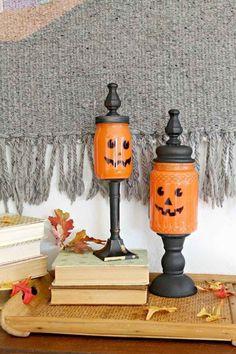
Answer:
xmin=197 ymin=307 xmax=211 ymax=318
xmin=197 ymin=300 xmax=224 ymax=322
xmin=207 ymin=281 xmax=223 ymax=291
xmin=67 ymin=230 xmax=87 ymax=246
xmin=66 ymin=241 xmax=93 ymax=254
xmin=146 ymin=306 xmax=177 ymax=320
xmin=197 ymin=280 xmax=236 ymax=300
xmin=65 ymin=230 xmax=106 ymax=254
xmin=215 ymin=285 xmax=236 ymax=299
xmin=48 ymin=209 xmax=74 ymax=245
xmin=196 ymin=285 xmax=210 ymax=292
xmin=83 ymin=235 xmax=106 ymax=245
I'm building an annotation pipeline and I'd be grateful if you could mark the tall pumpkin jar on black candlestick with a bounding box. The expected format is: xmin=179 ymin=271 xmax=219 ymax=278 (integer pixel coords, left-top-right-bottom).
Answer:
xmin=93 ymin=83 xmax=138 ymax=262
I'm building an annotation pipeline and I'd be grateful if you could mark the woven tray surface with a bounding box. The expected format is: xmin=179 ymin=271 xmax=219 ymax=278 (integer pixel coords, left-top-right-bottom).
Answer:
xmin=30 ymin=281 xmax=232 ymax=324
xmin=0 ymin=215 xmax=44 ymax=228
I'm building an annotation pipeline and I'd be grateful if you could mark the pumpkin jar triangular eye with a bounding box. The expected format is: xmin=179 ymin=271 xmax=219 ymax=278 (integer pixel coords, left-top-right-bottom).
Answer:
xmin=175 ymin=188 xmax=183 ymax=197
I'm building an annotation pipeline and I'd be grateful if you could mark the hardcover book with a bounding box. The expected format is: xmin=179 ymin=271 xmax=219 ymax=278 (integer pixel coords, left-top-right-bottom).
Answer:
xmin=0 ymin=237 xmax=42 ymax=265
xmin=52 ymin=249 xmax=149 ymax=286
xmin=0 ymin=255 xmax=48 ymax=283
xmin=50 ymin=283 xmax=148 ymax=305
xmin=0 ymin=214 xmax=45 ymax=246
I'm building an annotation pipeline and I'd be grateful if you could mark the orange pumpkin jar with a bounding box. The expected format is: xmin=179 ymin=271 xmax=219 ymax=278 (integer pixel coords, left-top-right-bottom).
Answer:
xmin=150 ymin=162 xmax=198 ymax=235
xmin=94 ymin=122 xmax=132 ymax=180
xmin=150 ymin=109 xmax=198 ymax=236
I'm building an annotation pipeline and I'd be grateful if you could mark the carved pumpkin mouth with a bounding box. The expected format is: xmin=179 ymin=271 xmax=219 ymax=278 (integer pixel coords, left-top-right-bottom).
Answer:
xmin=155 ymin=205 xmax=184 ymax=217
xmin=104 ymin=157 xmax=131 ymax=168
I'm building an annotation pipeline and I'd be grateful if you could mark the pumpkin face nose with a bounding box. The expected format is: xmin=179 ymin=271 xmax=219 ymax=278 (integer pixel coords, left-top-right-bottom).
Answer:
xmin=165 ymin=198 xmax=172 ymax=206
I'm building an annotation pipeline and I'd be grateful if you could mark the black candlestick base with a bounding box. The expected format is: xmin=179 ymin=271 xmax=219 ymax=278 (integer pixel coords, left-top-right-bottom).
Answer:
xmin=93 ymin=180 xmax=138 ymax=262
xmin=93 ymin=238 xmax=138 ymax=261
xmin=149 ymin=235 xmax=197 ymax=298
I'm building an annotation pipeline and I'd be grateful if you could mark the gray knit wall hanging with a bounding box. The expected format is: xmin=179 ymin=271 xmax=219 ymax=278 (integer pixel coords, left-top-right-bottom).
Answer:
xmin=0 ymin=0 xmax=235 ymax=213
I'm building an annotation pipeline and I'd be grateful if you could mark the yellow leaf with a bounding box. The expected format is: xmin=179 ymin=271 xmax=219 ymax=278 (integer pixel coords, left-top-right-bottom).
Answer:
xmin=196 ymin=285 xmax=209 ymax=292
xmin=68 ymin=230 xmax=87 ymax=246
xmin=146 ymin=306 xmax=177 ymax=320
xmin=212 ymin=300 xmax=224 ymax=316
xmin=197 ymin=300 xmax=224 ymax=322
xmin=207 ymin=281 xmax=223 ymax=291
xmin=206 ymin=315 xmax=222 ymax=322
xmin=197 ymin=307 xmax=211 ymax=318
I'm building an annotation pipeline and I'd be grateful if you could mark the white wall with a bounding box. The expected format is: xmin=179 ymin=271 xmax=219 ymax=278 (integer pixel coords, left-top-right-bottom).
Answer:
xmin=1 ymin=152 xmax=236 ymax=275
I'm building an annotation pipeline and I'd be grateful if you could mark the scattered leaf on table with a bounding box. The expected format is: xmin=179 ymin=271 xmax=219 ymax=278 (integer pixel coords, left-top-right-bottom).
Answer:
xmin=196 ymin=285 xmax=210 ymax=292
xmin=197 ymin=307 xmax=211 ymax=318
xmin=197 ymin=281 xmax=236 ymax=299
xmin=197 ymin=300 xmax=225 ymax=322
xmin=146 ymin=306 xmax=177 ymax=320
xmin=207 ymin=281 xmax=223 ymax=291
xmin=215 ymin=285 xmax=236 ymax=299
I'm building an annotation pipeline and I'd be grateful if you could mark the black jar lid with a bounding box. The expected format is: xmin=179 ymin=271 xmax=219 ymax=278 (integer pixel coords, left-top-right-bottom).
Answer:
xmin=96 ymin=83 xmax=129 ymax=124
xmin=155 ymin=109 xmax=194 ymax=163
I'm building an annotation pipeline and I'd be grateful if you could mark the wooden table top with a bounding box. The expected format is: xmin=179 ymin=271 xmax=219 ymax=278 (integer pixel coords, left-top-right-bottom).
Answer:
xmin=1 ymin=327 xmax=236 ymax=354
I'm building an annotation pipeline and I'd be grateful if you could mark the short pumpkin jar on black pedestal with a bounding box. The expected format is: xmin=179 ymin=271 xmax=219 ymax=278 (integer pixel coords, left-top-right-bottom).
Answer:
xmin=149 ymin=109 xmax=198 ymax=298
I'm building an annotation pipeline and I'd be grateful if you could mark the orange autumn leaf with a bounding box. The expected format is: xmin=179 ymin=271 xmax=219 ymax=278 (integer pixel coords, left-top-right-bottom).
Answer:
xmin=197 ymin=280 xmax=236 ymax=299
xmin=65 ymin=230 xmax=106 ymax=254
xmin=48 ymin=209 xmax=74 ymax=243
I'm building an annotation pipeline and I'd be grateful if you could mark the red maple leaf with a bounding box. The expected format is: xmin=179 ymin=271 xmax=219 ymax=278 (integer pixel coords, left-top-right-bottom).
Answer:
xmin=215 ymin=285 xmax=235 ymax=299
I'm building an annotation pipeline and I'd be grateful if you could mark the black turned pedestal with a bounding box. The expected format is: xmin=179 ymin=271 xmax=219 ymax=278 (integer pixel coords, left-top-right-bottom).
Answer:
xmin=149 ymin=235 xmax=197 ymax=297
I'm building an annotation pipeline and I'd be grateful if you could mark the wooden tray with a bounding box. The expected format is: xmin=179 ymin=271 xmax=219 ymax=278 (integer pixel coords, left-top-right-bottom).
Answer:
xmin=1 ymin=273 xmax=236 ymax=345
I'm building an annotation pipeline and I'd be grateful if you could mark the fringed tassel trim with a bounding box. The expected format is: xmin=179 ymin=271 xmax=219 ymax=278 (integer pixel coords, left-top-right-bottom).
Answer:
xmin=0 ymin=131 xmax=235 ymax=213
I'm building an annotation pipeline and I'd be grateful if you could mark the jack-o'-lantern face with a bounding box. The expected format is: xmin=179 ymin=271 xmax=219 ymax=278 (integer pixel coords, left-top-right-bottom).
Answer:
xmin=150 ymin=163 xmax=198 ymax=235
xmin=155 ymin=186 xmax=184 ymax=217
xmin=104 ymin=138 xmax=131 ymax=168
xmin=94 ymin=123 xmax=133 ymax=179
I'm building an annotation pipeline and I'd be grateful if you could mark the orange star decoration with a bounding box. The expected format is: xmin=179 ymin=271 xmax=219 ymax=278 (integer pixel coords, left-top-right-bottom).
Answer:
xmin=197 ymin=300 xmax=225 ymax=322
xmin=48 ymin=209 xmax=106 ymax=254
xmin=146 ymin=306 xmax=177 ymax=320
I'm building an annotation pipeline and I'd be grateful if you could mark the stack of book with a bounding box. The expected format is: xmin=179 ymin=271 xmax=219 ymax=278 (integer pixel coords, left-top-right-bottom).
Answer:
xmin=0 ymin=214 xmax=48 ymax=284
xmin=51 ymin=250 xmax=149 ymax=305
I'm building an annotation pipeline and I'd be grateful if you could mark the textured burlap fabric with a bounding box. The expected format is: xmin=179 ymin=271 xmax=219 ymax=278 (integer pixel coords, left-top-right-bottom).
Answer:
xmin=0 ymin=0 xmax=235 ymax=213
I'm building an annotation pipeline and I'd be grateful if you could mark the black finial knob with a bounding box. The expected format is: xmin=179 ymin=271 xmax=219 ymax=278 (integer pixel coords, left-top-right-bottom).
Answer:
xmin=154 ymin=109 xmax=194 ymax=163
xmin=105 ymin=83 xmax=121 ymax=116
xmin=165 ymin=109 xmax=183 ymax=146
xmin=95 ymin=83 xmax=129 ymax=124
